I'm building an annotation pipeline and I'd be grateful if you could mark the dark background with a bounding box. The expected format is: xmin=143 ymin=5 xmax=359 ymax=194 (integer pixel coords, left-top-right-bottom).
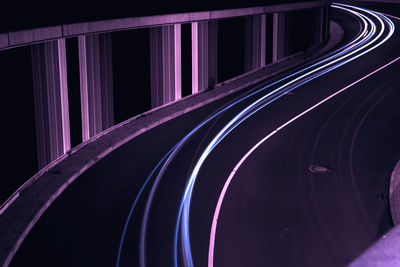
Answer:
xmin=0 ymin=1 xmax=323 ymax=206
xmin=1 ymin=0 xmax=322 ymax=33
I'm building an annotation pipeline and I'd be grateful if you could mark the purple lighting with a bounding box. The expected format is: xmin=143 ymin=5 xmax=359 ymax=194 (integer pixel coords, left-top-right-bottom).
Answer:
xmin=78 ymin=33 xmax=114 ymax=141
xmin=245 ymin=14 xmax=267 ymax=71
xmin=209 ymin=54 xmax=400 ymax=267
xmin=272 ymin=12 xmax=285 ymax=62
xmin=191 ymin=20 xmax=218 ymax=93
xmin=150 ymin=24 xmax=182 ymax=108
xmin=31 ymin=39 xmax=71 ymax=168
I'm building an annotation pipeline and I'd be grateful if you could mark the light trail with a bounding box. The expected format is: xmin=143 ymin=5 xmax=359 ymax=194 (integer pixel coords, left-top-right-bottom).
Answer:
xmin=117 ymin=4 xmax=369 ymax=266
xmin=206 ymin=9 xmax=400 ymax=267
xmin=115 ymin=145 xmax=177 ymax=267
xmin=188 ymin=4 xmax=393 ymax=267
xmin=208 ymin=54 xmax=400 ymax=267
xmin=189 ymin=4 xmax=394 ymax=267
xmin=116 ymin=3 xmax=395 ymax=267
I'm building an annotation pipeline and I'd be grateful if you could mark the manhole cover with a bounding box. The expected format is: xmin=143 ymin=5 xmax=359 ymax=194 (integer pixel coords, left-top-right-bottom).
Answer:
xmin=308 ymin=164 xmax=332 ymax=174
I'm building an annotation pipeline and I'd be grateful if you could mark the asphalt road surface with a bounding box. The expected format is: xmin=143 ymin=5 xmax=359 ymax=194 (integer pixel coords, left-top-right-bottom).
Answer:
xmin=9 ymin=2 xmax=400 ymax=267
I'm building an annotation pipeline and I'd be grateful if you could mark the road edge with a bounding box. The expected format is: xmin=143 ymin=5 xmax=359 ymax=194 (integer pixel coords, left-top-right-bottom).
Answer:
xmin=0 ymin=19 xmax=344 ymax=266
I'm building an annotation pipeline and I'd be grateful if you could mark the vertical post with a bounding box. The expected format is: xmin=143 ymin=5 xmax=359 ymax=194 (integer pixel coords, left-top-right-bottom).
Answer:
xmin=150 ymin=24 xmax=182 ymax=108
xmin=31 ymin=39 xmax=70 ymax=169
xmin=318 ymin=6 xmax=330 ymax=43
xmin=260 ymin=14 xmax=266 ymax=68
xmin=320 ymin=7 xmax=325 ymax=43
xmin=272 ymin=12 xmax=285 ymax=62
xmin=245 ymin=14 xmax=266 ymax=72
xmin=317 ymin=6 xmax=325 ymax=43
xmin=78 ymin=33 xmax=114 ymax=142
xmin=192 ymin=22 xmax=199 ymax=94
xmin=174 ymin=24 xmax=182 ymax=100
xmin=192 ymin=20 xmax=218 ymax=93
xmin=324 ymin=6 xmax=330 ymax=41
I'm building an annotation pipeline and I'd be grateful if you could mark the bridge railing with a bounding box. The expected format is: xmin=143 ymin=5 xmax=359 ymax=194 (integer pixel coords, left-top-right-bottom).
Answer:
xmin=0 ymin=1 xmax=330 ymax=51
xmin=0 ymin=0 xmax=332 ymax=205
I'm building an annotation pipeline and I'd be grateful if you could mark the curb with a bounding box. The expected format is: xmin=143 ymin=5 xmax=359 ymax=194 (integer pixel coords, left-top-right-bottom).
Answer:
xmin=390 ymin=160 xmax=400 ymax=225
xmin=0 ymin=19 xmax=344 ymax=266
xmin=349 ymin=160 xmax=400 ymax=267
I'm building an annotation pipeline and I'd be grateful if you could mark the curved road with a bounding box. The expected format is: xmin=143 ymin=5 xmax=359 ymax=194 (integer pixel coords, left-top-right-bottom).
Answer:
xmin=8 ymin=2 xmax=400 ymax=267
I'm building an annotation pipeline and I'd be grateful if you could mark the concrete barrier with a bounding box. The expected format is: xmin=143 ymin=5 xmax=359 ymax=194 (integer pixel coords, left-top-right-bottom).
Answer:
xmin=0 ymin=19 xmax=343 ymax=266
xmin=390 ymin=160 xmax=400 ymax=225
xmin=0 ymin=1 xmax=331 ymax=51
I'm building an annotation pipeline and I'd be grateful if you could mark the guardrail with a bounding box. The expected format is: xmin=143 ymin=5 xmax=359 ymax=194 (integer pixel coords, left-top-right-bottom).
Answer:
xmin=0 ymin=0 xmax=330 ymax=51
xmin=0 ymin=1 xmax=333 ymax=265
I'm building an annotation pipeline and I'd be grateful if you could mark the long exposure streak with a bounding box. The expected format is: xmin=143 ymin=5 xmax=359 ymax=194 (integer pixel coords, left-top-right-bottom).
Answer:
xmin=208 ymin=55 xmax=400 ymax=267
xmin=115 ymin=3 xmax=396 ymax=267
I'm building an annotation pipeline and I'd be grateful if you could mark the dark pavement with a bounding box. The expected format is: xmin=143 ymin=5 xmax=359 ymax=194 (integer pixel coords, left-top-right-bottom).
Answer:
xmin=9 ymin=3 xmax=400 ymax=267
xmin=211 ymin=54 xmax=400 ymax=267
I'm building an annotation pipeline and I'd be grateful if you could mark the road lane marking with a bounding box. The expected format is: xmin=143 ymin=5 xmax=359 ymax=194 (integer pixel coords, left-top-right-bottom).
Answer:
xmin=208 ymin=55 xmax=400 ymax=267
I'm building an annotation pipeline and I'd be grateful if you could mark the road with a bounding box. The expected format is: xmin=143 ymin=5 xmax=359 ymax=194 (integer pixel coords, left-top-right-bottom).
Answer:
xmin=9 ymin=2 xmax=400 ymax=267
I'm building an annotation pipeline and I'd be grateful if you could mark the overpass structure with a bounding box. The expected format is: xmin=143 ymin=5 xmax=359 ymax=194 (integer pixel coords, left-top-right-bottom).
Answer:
xmin=1 ymin=0 xmax=400 ymax=266
xmin=0 ymin=1 xmax=331 ymax=170
xmin=14 ymin=1 xmax=400 ymax=266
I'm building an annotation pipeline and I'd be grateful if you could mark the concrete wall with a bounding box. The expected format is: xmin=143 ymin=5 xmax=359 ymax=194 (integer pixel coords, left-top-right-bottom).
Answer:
xmin=0 ymin=1 xmax=331 ymax=205
xmin=0 ymin=1 xmax=331 ymax=51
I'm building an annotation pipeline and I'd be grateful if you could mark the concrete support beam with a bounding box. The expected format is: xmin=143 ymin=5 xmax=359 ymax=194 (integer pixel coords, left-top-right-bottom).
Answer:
xmin=31 ymin=39 xmax=70 ymax=169
xmin=272 ymin=12 xmax=285 ymax=62
xmin=150 ymin=24 xmax=182 ymax=108
xmin=191 ymin=20 xmax=218 ymax=93
xmin=78 ymin=33 xmax=114 ymax=142
xmin=245 ymin=14 xmax=266 ymax=72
